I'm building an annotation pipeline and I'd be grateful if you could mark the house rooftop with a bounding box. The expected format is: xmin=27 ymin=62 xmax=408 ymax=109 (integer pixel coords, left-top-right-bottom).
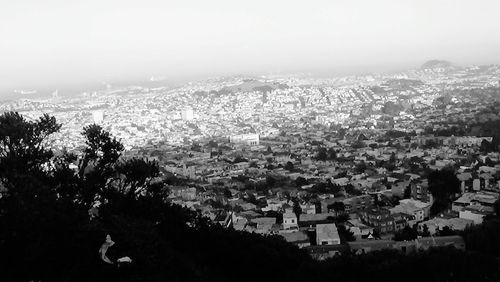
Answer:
xmin=280 ymin=231 xmax=309 ymax=243
xmin=316 ymin=223 xmax=340 ymax=242
xmin=300 ymin=213 xmax=333 ymax=222
xmin=251 ymin=217 xmax=276 ymax=225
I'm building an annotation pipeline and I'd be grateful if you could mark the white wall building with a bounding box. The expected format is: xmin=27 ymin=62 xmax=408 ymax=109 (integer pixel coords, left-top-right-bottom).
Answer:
xmin=181 ymin=108 xmax=194 ymax=121
xmin=92 ymin=110 xmax=104 ymax=124
xmin=229 ymin=134 xmax=260 ymax=146
xmin=316 ymin=223 xmax=341 ymax=245
xmin=283 ymin=211 xmax=298 ymax=230
xmin=459 ymin=210 xmax=485 ymax=225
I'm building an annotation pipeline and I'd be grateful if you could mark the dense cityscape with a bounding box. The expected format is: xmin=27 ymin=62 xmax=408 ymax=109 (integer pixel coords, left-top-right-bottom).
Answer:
xmin=3 ymin=0 xmax=500 ymax=280
xmin=2 ymin=61 xmax=499 ymax=263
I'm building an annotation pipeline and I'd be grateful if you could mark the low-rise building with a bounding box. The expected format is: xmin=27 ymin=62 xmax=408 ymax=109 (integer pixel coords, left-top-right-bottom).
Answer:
xmin=316 ymin=223 xmax=341 ymax=245
xmin=359 ymin=207 xmax=395 ymax=234
xmin=283 ymin=211 xmax=299 ymax=230
xmin=280 ymin=231 xmax=311 ymax=248
xmin=417 ymin=217 xmax=473 ymax=235
xmin=390 ymin=199 xmax=431 ymax=222
xmin=410 ymin=179 xmax=431 ymax=202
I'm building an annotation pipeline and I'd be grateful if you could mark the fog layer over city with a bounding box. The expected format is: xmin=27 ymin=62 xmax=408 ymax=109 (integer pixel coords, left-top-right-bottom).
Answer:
xmin=1 ymin=0 xmax=500 ymax=94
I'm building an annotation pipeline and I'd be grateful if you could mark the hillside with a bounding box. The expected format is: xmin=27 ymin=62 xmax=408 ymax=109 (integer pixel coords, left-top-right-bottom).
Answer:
xmin=421 ymin=60 xmax=453 ymax=70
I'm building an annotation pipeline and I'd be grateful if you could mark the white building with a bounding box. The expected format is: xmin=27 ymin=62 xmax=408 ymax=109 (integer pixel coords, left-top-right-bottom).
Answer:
xmin=181 ymin=108 xmax=194 ymax=121
xmin=316 ymin=223 xmax=341 ymax=245
xmin=92 ymin=110 xmax=104 ymax=124
xmin=283 ymin=211 xmax=298 ymax=230
xmin=390 ymin=199 xmax=432 ymax=221
xmin=229 ymin=134 xmax=260 ymax=146
xmin=459 ymin=209 xmax=486 ymax=225
xmin=472 ymin=179 xmax=481 ymax=191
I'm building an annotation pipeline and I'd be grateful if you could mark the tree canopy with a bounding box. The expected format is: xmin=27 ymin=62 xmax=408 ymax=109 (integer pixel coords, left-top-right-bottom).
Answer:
xmin=428 ymin=169 xmax=461 ymax=215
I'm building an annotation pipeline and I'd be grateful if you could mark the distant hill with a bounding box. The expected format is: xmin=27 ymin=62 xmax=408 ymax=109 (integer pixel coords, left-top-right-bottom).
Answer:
xmin=421 ymin=60 xmax=453 ymax=70
xmin=382 ymin=79 xmax=424 ymax=91
xmin=199 ymin=80 xmax=289 ymax=97
xmin=221 ymin=79 xmax=288 ymax=94
xmin=382 ymin=101 xmax=404 ymax=115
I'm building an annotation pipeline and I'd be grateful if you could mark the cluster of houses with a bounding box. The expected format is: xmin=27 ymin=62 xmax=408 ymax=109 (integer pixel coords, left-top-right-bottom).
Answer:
xmin=161 ymin=128 xmax=499 ymax=258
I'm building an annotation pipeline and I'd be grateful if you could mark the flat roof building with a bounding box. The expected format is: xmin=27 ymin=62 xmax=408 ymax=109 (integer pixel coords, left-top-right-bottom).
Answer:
xmin=316 ymin=223 xmax=341 ymax=245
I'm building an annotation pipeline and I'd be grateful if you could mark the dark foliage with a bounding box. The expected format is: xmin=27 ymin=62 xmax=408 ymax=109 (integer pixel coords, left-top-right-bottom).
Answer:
xmin=327 ymin=202 xmax=345 ymax=214
xmin=428 ymin=169 xmax=460 ymax=215
xmin=345 ymin=184 xmax=363 ymax=196
xmin=295 ymin=176 xmax=308 ymax=187
xmin=462 ymin=218 xmax=500 ymax=256
xmin=393 ymin=226 xmax=418 ymax=241
xmin=337 ymin=225 xmax=356 ymax=243
xmin=317 ymin=247 xmax=498 ymax=282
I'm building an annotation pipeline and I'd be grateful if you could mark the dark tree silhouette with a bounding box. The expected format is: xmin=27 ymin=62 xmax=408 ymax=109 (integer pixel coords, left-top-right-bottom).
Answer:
xmin=223 ymin=188 xmax=232 ymax=198
xmin=480 ymin=139 xmax=491 ymax=153
xmin=428 ymin=169 xmax=460 ymax=215
xmin=316 ymin=147 xmax=328 ymax=161
xmin=0 ymin=112 xmax=60 ymax=183
xmin=295 ymin=176 xmax=308 ymax=187
xmin=285 ymin=161 xmax=294 ymax=171
xmin=345 ymin=184 xmax=362 ymax=196
xmin=494 ymin=199 xmax=500 ymax=217
xmin=393 ymin=226 xmax=418 ymax=241
xmin=327 ymin=148 xmax=337 ymax=160
xmin=437 ymin=226 xmax=457 ymax=236
xmin=403 ymin=185 xmax=411 ymax=199
xmin=292 ymin=198 xmax=302 ymax=220
xmin=266 ymin=175 xmax=276 ymax=187
xmin=115 ymin=157 xmax=160 ymax=196
xmin=267 ymin=145 xmax=273 ymax=154
xmin=328 ymin=202 xmax=345 ymax=215
xmin=337 ymin=224 xmax=356 ymax=242
xmin=421 ymin=224 xmax=431 ymax=237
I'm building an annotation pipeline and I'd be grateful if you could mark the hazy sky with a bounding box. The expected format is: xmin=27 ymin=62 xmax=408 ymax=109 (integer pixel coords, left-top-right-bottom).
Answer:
xmin=1 ymin=0 xmax=500 ymax=90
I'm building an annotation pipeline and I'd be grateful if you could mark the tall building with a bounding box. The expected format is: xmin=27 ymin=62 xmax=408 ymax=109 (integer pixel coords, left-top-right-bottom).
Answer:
xmin=181 ymin=108 xmax=194 ymax=121
xmin=92 ymin=110 xmax=104 ymax=124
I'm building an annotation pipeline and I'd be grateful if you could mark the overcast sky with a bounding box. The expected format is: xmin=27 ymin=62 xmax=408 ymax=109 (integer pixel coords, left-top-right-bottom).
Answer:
xmin=1 ymin=0 xmax=500 ymax=91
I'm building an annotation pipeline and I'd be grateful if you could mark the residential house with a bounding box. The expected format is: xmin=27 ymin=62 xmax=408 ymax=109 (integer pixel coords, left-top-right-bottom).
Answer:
xmin=417 ymin=217 xmax=473 ymax=235
xmin=283 ymin=211 xmax=299 ymax=230
xmin=392 ymin=213 xmax=417 ymax=232
xmin=280 ymin=231 xmax=311 ymax=248
xmin=390 ymin=199 xmax=431 ymax=222
xmin=299 ymin=213 xmax=334 ymax=228
xmin=248 ymin=217 xmax=277 ymax=234
xmin=316 ymin=223 xmax=341 ymax=245
xmin=359 ymin=207 xmax=395 ymax=234
xmin=391 ymin=180 xmax=410 ymax=198
xmin=343 ymin=195 xmax=373 ymax=214
xmin=169 ymin=186 xmax=197 ymax=201
xmin=410 ymin=179 xmax=431 ymax=203
xmin=459 ymin=206 xmax=491 ymax=224
xmin=346 ymin=219 xmax=374 ymax=239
